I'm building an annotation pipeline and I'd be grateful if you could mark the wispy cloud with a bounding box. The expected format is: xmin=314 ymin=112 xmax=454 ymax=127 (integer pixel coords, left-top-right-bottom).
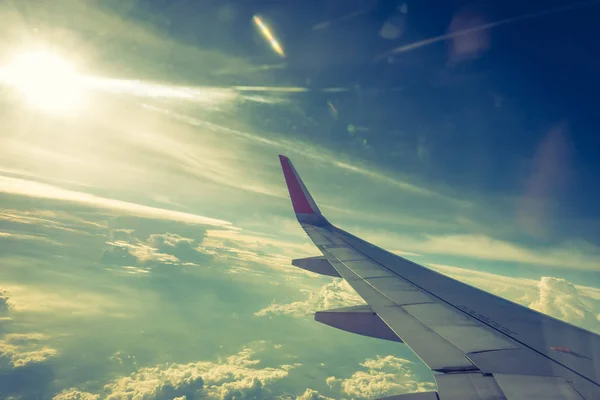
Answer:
xmin=353 ymin=228 xmax=600 ymax=271
xmin=257 ymin=262 xmax=600 ymax=333
xmin=0 ymin=176 xmax=232 ymax=227
xmin=413 ymin=233 xmax=600 ymax=270
xmin=144 ymin=106 xmax=451 ymax=200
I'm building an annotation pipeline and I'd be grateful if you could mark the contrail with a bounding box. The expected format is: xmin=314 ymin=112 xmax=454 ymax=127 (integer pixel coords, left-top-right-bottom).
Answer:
xmin=312 ymin=7 xmax=373 ymax=31
xmin=375 ymin=0 xmax=600 ymax=61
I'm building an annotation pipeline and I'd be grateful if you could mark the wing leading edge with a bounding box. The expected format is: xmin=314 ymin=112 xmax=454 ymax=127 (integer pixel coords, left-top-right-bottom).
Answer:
xmin=279 ymin=155 xmax=600 ymax=400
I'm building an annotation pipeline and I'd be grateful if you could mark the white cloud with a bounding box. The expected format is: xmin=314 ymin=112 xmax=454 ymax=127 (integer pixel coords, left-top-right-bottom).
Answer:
xmin=53 ymin=389 xmax=100 ymax=400
xmin=529 ymin=277 xmax=600 ymax=332
xmin=147 ymin=233 xmax=194 ymax=249
xmin=99 ymin=343 xmax=299 ymax=400
xmin=327 ymin=356 xmax=435 ymax=399
xmin=295 ymin=388 xmax=335 ymax=400
xmin=257 ymin=263 xmax=600 ymax=334
xmin=255 ymin=279 xmax=364 ymax=317
xmin=0 ymin=333 xmax=57 ymax=368
xmin=200 ymin=228 xmax=315 ymax=270
xmin=105 ymin=240 xmax=180 ymax=264
xmin=1 ymin=283 xmax=124 ymax=317
xmin=418 ymin=234 xmax=600 ymax=270
xmin=431 ymin=264 xmax=600 ymax=333
xmin=0 ymin=176 xmax=232 ymax=228
xmin=356 ymin=229 xmax=600 ymax=270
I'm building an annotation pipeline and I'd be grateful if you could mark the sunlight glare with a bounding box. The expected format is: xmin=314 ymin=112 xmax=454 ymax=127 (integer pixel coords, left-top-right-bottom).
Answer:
xmin=0 ymin=50 xmax=83 ymax=113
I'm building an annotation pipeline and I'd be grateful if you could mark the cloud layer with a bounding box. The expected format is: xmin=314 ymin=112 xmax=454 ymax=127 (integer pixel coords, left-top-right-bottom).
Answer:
xmin=258 ymin=264 xmax=600 ymax=334
xmin=327 ymin=356 xmax=435 ymax=399
xmin=256 ymin=279 xmax=364 ymax=317
xmin=56 ymin=343 xmax=299 ymax=400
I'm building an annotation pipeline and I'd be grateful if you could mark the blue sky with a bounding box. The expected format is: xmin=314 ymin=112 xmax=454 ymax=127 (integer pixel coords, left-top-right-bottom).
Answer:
xmin=1 ymin=0 xmax=600 ymax=399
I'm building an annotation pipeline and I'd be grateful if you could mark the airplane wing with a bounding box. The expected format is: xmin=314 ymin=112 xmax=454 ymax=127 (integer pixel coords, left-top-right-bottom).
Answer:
xmin=279 ymin=155 xmax=600 ymax=400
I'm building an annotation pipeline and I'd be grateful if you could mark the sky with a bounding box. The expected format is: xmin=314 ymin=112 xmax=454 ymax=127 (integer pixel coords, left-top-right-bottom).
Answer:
xmin=0 ymin=0 xmax=600 ymax=399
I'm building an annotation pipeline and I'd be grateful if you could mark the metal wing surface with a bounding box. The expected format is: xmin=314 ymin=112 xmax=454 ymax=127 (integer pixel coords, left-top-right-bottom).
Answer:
xmin=279 ymin=155 xmax=600 ymax=400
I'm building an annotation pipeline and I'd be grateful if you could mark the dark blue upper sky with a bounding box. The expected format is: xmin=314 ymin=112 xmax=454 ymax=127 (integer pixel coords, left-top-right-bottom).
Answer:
xmin=97 ymin=0 xmax=600 ymax=225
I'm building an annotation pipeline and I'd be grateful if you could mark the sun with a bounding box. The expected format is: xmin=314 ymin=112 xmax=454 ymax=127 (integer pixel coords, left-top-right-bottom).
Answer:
xmin=0 ymin=50 xmax=84 ymax=113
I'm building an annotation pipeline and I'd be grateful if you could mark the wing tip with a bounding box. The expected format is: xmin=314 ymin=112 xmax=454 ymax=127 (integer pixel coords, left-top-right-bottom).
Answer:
xmin=278 ymin=155 xmax=328 ymax=225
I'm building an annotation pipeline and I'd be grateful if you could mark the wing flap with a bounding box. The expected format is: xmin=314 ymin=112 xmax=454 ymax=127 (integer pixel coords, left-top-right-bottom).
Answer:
xmin=493 ymin=374 xmax=585 ymax=400
xmin=292 ymin=256 xmax=341 ymax=277
xmin=315 ymin=305 xmax=403 ymax=342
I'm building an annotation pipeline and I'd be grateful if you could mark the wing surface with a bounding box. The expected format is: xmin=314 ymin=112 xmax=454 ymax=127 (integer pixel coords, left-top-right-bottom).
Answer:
xmin=279 ymin=155 xmax=600 ymax=400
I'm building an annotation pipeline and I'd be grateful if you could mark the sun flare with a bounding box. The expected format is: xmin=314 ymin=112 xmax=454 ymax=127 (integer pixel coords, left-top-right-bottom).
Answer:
xmin=0 ymin=50 xmax=83 ymax=113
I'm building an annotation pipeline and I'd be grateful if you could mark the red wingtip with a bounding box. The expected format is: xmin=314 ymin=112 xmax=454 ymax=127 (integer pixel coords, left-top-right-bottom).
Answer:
xmin=279 ymin=155 xmax=315 ymax=215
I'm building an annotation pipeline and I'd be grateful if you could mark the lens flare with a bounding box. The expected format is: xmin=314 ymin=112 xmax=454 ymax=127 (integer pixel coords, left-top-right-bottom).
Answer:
xmin=253 ymin=15 xmax=285 ymax=57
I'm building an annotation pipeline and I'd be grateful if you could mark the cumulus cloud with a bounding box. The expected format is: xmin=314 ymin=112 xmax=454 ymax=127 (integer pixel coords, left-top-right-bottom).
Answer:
xmin=327 ymin=356 xmax=435 ymax=399
xmin=59 ymin=343 xmax=299 ymax=399
xmin=529 ymin=277 xmax=600 ymax=332
xmin=255 ymin=279 xmax=364 ymax=317
xmin=431 ymin=264 xmax=600 ymax=333
xmin=295 ymin=388 xmax=335 ymax=400
xmin=53 ymin=389 xmax=100 ymax=400
xmin=0 ymin=333 xmax=57 ymax=368
xmin=259 ymin=263 xmax=600 ymax=335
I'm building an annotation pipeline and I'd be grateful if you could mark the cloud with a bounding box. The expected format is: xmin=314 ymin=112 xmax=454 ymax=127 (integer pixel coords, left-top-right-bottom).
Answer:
xmin=101 ymin=229 xmax=217 ymax=268
xmin=1 ymin=283 xmax=124 ymax=317
xmin=0 ymin=289 xmax=10 ymax=315
xmin=199 ymin=228 xmax=315 ymax=270
xmin=148 ymin=233 xmax=206 ymax=263
xmin=147 ymin=106 xmax=450 ymax=200
xmin=258 ymin=262 xmax=600 ymax=334
xmin=255 ymin=279 xmax=364 ymax=317
xmin=358 ymin=229 xmax=600 ymax=270
xmin=78 ymin=343 xmax=300 ymax=400
xmin=0 ymin=176 xmax=232 ymax=228
xmin=104 ymin=240 xmax=180 ymax=265
xmin=0 ymin=333 xmax=57 ymax=368
xmin=529 ymin=277 xmax=600 ymax=332
xmin=53 ymin=390 xmax=100 ymax=400
xmin=326 ymin=356 xmax=435 ymax=399
xmin=295 ymin=388 xmax=335 ymax=400
xmin=431 ymin=264 xmax=600 ymax=333
xmin=0 ymin=294 xmax=57 ymax=371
